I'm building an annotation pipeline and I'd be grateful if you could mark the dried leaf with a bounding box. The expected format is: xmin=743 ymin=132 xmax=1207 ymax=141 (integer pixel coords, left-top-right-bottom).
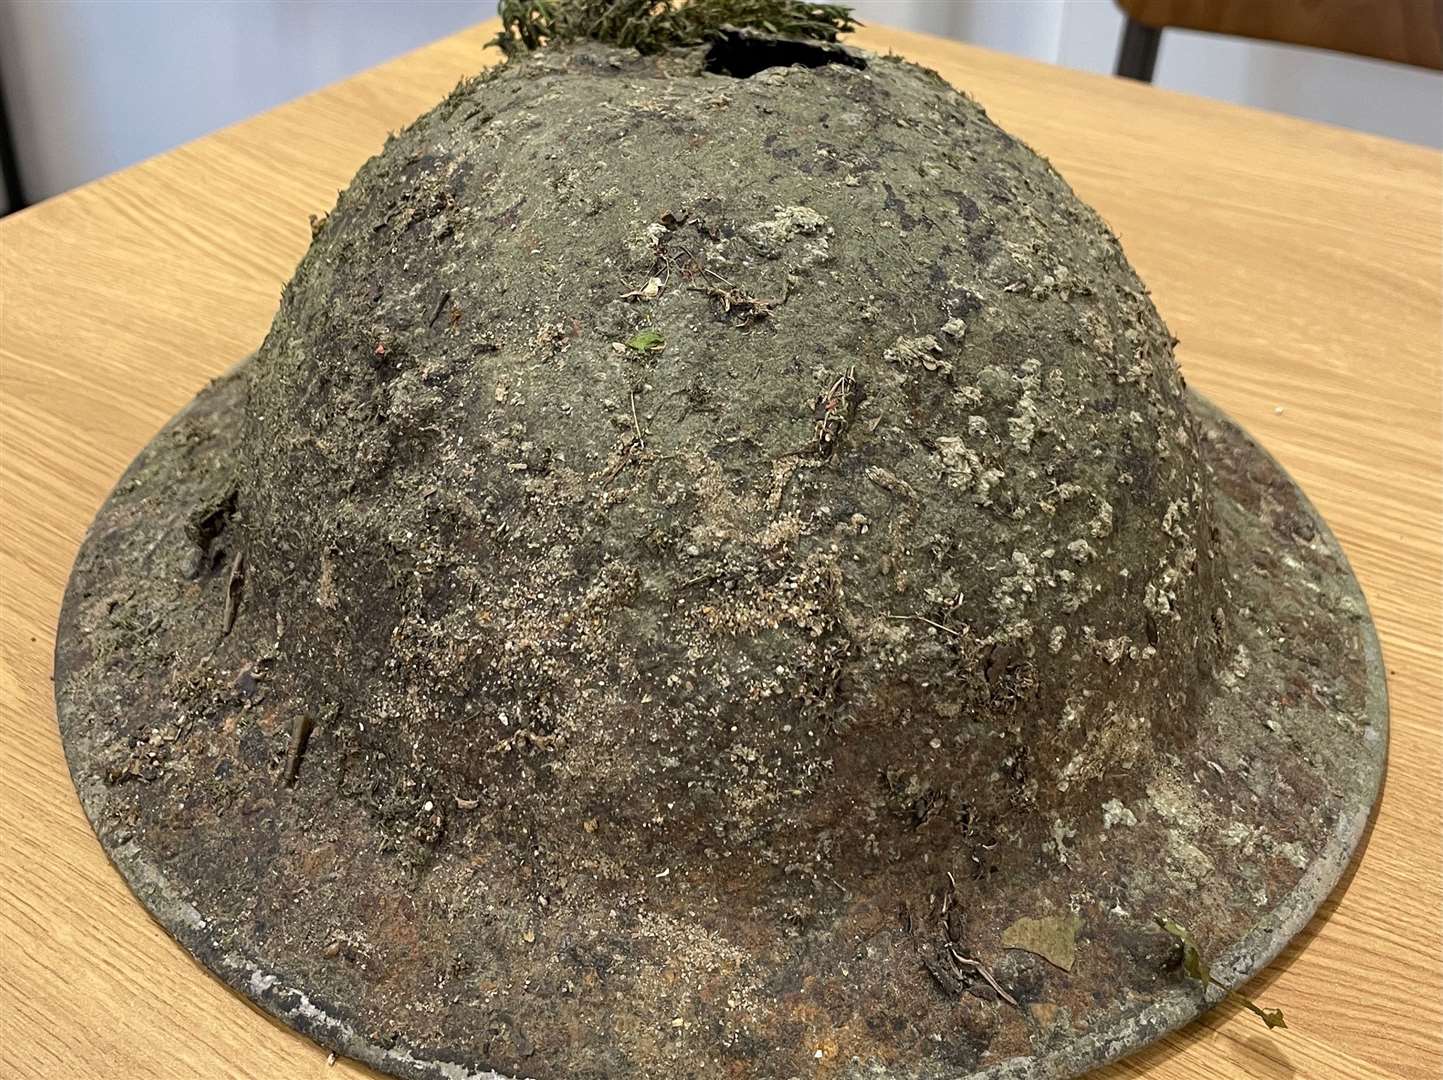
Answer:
xmin=1002 ymin=913 xmax=1081 ymax=972
xmin=1246 ymin=1002 xmax=1288 ymax=1030
xmin=622 ymin=276 xmax=663 ymax=301
xmin=1155 ymin=914 xmax=1287 ymax=1031
xmin=1155 ymin=915 xmax=1211 ymax=984
xmin=625 ymin=328 xmax=665 ymax=353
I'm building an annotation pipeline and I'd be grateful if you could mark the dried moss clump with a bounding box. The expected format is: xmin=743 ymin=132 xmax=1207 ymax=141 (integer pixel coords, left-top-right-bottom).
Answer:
xmin=493 ymin=0 xmax=857 ymax=55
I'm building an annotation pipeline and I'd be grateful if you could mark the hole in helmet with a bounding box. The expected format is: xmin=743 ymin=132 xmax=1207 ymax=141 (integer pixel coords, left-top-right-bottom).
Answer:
xmin=704 ymin=29 xmax=867 ymax=78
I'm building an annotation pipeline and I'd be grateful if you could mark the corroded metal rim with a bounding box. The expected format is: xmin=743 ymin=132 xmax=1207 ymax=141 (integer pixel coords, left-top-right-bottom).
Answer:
xmin=54 ymin=363 xmax=1387 ymax=1080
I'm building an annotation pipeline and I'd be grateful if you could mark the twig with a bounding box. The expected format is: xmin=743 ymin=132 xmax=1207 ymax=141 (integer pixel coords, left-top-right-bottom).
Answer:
xmin=945 ymin=944 xmax=1018 ymax=1007
xmin=672 ymin=244 xmax=785 ymax=323
xmin=812 ymin=365 xmax=859 ymax=455
xmin=887 ymin=613 xmax=961 ymax=637
xmin=282 ymin=714 xmax=314 ymax=787
xmin=677 ymin=570 xmax=723 ymax=591
xmin=428 ymin=288 xmax=452 ymax=327
xmin=941 ymin=870 xmax=958 ymax=916
xmin=221 ymin=552 xmax=245 ymax=638
xmin=630 ymin=390 xmax=645 ymax=447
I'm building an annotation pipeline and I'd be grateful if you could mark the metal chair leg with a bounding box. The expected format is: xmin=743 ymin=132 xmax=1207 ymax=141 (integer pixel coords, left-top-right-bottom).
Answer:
xmin=1116 ymin=16 xmax=1162 ymax=82
xmin=0 ymin=56 xmax=26 ymax=214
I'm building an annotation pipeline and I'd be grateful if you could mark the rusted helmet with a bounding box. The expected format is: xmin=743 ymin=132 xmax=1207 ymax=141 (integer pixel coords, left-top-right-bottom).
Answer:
xmin=56 ymin=13 xmax=1385 ymax=1080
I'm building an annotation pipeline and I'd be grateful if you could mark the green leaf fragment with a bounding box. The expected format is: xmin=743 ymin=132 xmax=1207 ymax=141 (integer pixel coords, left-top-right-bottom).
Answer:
xmin=626 ymin=329 xmax=665 ymax=353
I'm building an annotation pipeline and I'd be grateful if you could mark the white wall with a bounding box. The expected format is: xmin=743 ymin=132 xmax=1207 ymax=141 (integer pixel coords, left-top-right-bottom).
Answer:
xmin=852 ymin=0 xmax=1066 ymax=62
xmin=0 ymin=0 xmax=479 ymax=203
xmin=2 ymin=0 xmax=1438 ymax=209
xmin=857 ymin=0 xmax=1440 ymax=147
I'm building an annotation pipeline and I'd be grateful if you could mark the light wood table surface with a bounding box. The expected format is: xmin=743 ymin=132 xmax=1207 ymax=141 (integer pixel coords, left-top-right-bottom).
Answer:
xmin=2 ymin=19 xmax=1439 ymax=1080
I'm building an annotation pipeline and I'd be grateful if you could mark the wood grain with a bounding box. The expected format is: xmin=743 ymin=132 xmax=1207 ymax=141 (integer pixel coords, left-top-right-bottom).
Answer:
xmin=2 ymin=19 xmax=1438 ymax=1080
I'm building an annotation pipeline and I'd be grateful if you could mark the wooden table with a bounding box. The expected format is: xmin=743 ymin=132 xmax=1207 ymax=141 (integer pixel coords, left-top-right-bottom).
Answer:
xmin=2 ymin=20 xmax=1438 ymax=1080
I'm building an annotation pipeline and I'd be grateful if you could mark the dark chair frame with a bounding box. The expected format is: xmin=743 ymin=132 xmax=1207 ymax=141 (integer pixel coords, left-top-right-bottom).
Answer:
xmin=1116 ymin=16 xmax=1164 ymax=81
xmin=0 ymin=55 xmax=26 ymax=214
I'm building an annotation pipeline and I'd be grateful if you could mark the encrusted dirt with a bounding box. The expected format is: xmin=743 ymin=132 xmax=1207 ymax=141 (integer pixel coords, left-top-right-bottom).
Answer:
xmin=243 ymin=37 xmax=1219 ymax=879
xmin=55 ymin=36 xmax=1386 ymax=1080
